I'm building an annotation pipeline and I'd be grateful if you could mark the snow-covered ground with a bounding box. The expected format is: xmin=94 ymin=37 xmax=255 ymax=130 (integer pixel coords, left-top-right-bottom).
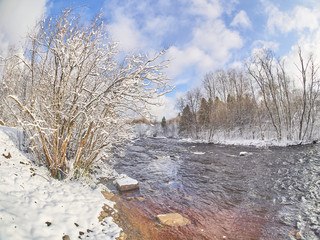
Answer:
xmin=0 ymin=128 xmax=121 ymax=240
xmin=180 ymin=137 xmax=306 ymax=148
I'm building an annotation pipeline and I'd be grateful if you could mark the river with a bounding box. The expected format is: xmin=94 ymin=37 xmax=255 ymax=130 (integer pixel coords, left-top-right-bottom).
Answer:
xmin=111 ymin=138 xmax=320 ymax=240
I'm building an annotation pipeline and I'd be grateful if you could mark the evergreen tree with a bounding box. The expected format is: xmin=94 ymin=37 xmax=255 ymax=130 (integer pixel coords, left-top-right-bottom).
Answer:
xmin=161 ymin=116 xmax=166 ymax=128
xmin=198 ymin=98 xmax=209 ymax=126
xmin=179 ymin=105 xmax=193 ymax=136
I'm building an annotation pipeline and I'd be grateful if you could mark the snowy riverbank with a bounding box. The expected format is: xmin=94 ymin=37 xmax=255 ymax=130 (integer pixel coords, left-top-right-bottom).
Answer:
xmin=0 ymin=128 xmax=122 ymax=240
xmin=179 ymin=136 xmax=311 ymax=148
xmin=132 ymin=122 xmax=316 ymax=148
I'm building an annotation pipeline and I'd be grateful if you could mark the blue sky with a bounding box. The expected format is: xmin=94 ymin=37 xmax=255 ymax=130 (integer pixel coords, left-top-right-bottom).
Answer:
xmin=1 ymin=0 xmax=320 ymax=119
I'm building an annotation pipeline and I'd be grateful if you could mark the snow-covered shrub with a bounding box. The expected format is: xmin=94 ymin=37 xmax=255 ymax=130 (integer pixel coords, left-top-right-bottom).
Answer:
xmin=2 ymin=9 xmax=172 ymax=178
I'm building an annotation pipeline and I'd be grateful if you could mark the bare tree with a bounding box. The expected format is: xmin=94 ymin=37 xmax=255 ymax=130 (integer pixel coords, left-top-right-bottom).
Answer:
xmin=185 ymin=88 xmax=202 ymax=138
xmin=176 ymin=95 xmax=186 ymax=113
xmin=203 ymin=71 xmax=216 ymax=100
xmin=176 ymin=48 xmax=320 ymax=143
xmin=247 ymin=48 xmax=320 ymax=141
xmin=247 ymin=50 xmax=284 ymax=140
xmin=295 ymin=47 xmax=320 ymax=140
xmin=276 ymin=59 xmax=293 ymax=140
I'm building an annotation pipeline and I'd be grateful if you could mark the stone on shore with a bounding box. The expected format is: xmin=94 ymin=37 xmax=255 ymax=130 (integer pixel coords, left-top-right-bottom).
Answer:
xmin=116 ymin=231 xmax=127 ymax=240
xmin=156 ymin=213 xmax=190 ymax=226
xmin=101 ymin=190 xmax=115 ymax=201
xmin=115 ymin=176 xmax=139 ymax=192
xmin=62 ymin=235 xmax=70 ymax=240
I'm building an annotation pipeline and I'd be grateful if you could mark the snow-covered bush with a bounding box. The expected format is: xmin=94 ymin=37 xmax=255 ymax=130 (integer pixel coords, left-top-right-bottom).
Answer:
xmin=1 ymin=9 xmax=172 ymax=178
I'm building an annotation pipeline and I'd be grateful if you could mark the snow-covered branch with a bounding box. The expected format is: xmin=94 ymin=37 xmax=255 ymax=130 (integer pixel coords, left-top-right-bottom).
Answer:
xmin=1 ymin=8 xmax=172 ymax=178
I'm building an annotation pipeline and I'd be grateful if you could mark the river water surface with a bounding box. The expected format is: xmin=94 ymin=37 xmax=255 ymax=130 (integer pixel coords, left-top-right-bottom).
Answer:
xmin=112 ymin=138 xmax=320 ymax=240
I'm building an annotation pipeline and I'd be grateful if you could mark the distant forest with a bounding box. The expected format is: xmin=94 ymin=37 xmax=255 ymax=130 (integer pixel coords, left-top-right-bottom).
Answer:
xmin=135 ymin=48 xmax=320 ymax=143
xmin=176 ymin=48 xmax=320 ymax=142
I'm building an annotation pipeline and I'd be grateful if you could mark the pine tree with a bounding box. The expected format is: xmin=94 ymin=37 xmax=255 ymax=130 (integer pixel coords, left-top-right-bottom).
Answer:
xmin=179 ymin=105 xmax=193 ymax=136
xmin=198 ymin=98 xmax=209 ymax=127
xmin=161 ymin=116 xmax=166 ymax=128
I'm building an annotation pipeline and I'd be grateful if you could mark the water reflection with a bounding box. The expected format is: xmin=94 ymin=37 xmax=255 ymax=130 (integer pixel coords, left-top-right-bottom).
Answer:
xmin=113 ymin=138 xmax=320 ymax=239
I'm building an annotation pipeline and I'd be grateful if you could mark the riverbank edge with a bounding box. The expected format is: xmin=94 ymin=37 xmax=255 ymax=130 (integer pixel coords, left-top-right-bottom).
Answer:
xmin=133 ymin=135 xmax=317 ymax=148
xmin=177 ymin=137 xmax=317 ymax=148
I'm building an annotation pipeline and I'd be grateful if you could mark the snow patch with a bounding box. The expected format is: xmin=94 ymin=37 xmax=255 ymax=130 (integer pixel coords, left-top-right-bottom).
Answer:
xmin=179 ymin=137 xmax=308 ymax=148
xmin=115 ymin=176 xmax=138 ymax=186
xmin=239 ymin=151 xmax=248 ymax=156
xmin=0 ymin=129 xmax=121 ymax=240
xmin=156 ymin=155 xmax=171 ymax=159
xmin=193 ymin=152 xmax=206 ymax=155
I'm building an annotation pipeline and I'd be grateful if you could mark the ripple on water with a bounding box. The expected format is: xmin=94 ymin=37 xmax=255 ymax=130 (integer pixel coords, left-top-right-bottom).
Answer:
xmin=112 ymin=138 xmax=320 ymax=240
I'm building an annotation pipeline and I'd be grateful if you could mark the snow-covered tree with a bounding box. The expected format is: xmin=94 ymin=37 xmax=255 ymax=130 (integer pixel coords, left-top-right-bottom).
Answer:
xmin=2 ymin=9 xmax=172 ymax=178
xmin=247 ymin=48 xmax=320 ymax=141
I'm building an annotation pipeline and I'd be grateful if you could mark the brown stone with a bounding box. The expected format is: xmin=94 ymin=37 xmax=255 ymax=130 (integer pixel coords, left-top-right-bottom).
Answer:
xmin=126 ymin=196 xmax=146 ymax=201
xmin=156 ymin=213 xmax=190 ymax=226
xmin=102 ymin=191 xmax=115 ymax=200
xmin=116 ymin=231 xmax=127 ymax=240
xmin=2 ymin=152 xmax=11 ymax=159
xmin=98 ymin=211 xmax=110 ymax=221
xmin=62 ymin=235 xmax=70 ymax=240
xmin=296 ymin=232 xmax=302 ymax=240
xmin=135 ymin=197 xmax=146 ymax=201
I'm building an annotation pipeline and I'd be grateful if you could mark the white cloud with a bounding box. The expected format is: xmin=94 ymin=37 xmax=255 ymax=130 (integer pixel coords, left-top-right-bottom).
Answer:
xmin=192 ymin=20 xmax=243 ymax=62
xmin=0 ymin=0 xmax=48 ymax=55
xmin=231 ymin=10 xmax=251 ymax=28
xmin=166 ymin=18 xmax=243 ymax=82
xmin=184 ymin=1 xmax=243 ymax=80
xmin=147 ymin=95 xmax=178 ymax=120
xmin=190 ymin=0 xmax=222 ymax=20
xmin=144 ymin=16 xmax=174 ymax=39
xmin=260 ymin=1 xmax=320 ymax=89
xmin=108 ymin=12 xmax=147 ymax=52
xmin=103 ymin=0 xmax=244 ymax=90
xmin=229 ymin=61 xmax=243 ymax=69
xmin=251 ymin=40 xmax=279 ymax=52
xmin=166 ymin=46 xmax=214 ymax=84
xmin=105 ymin=1 xmax=174 ymax=52
xmin=264 ymin=1 xmax=319 ymax=34
xmin=222 ymin=0 xmax=240 ymax=15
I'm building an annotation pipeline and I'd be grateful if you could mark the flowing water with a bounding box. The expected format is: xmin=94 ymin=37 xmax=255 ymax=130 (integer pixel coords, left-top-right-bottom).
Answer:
xmin=111 ymin=138 xmax=320 ymax=240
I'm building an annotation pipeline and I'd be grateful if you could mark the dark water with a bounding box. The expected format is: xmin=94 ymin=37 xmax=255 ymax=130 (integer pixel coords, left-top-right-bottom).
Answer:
xmin=112 ymin=138 xmax=320 ymax=240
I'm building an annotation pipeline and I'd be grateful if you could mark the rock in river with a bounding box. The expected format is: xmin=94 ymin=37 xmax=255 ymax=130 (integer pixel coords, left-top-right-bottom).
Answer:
xmin=156 ymin=213 xmax=190 ymax=226
xmin=115 ymin=176 xmax=139 ymax=192
xmin=239 ymin=151 xmax=248 ymax=156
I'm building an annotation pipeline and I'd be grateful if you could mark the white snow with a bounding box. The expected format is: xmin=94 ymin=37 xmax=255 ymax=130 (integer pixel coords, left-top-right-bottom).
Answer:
xmin=180 ymin=137 xmax=306 ymax=148
xmin=239 ymin=151 xmax=248 ymax=156
xmin=155 ymin=155 xmax=171 ymax=159
xmin=115 ymin=175 xmax=138 ymax=186
xmin=0 ymin=129 xmax=121 ymax=240
xmin=192 ymin=152 xmax=205 ymax=155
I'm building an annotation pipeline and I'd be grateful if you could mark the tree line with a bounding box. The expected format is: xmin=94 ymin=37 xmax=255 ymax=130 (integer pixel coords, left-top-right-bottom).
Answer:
xmin=178 ymin=48 xmax=320 ymax=142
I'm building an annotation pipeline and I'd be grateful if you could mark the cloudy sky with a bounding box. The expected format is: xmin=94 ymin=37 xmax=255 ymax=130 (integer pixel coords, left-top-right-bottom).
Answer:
xmin=1 ymin=0 xmax=320 ymax=119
